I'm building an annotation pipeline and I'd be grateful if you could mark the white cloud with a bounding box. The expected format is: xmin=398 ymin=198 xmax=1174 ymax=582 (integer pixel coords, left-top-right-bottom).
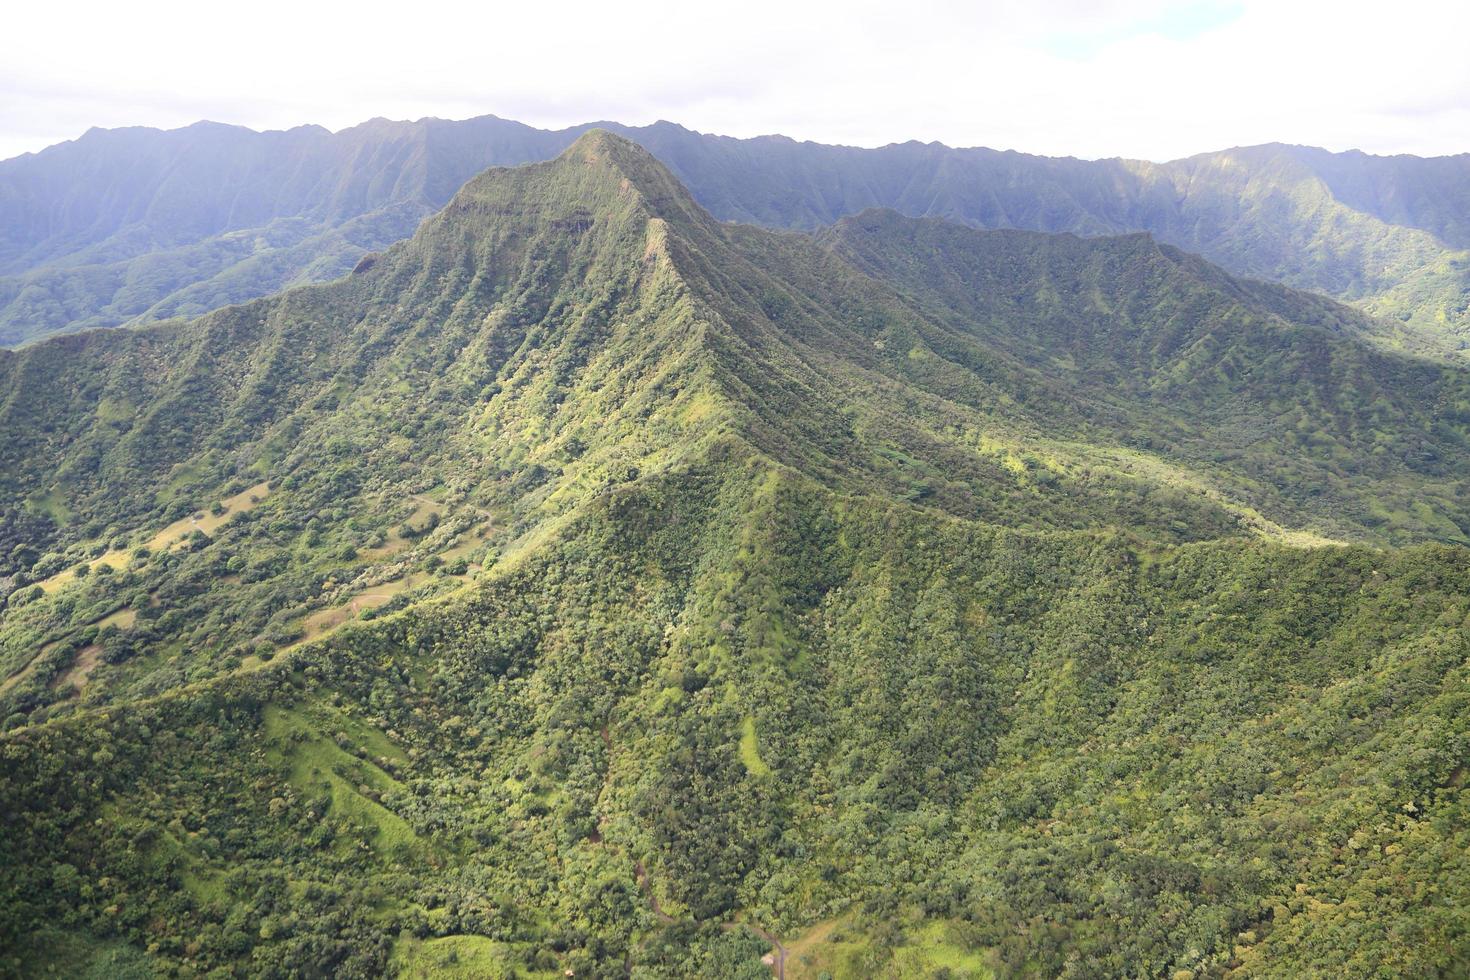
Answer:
xmin=2 ymin=0 xmax=1467 ymax=161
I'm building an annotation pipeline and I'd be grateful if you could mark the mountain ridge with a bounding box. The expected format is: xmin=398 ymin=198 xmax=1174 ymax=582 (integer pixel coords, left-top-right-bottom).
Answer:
xmin=9 ymin=128 xmax=1470 ymax=630
xmin=3 ymin=115 xmax=1468 ymax=354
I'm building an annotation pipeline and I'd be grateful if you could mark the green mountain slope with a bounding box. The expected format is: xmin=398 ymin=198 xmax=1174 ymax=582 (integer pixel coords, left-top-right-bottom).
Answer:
xmin=2 ymin=133 xmax=1469 ymax=979
xmin=3 ymin=119 xmax=1468 ymax=355
xmin=0 ymin=116 xmax=575 ymax=346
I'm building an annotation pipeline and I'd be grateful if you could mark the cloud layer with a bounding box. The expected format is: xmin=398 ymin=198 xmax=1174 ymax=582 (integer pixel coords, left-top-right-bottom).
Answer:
xmin=4 ymin=0 xmax=1467 ymax=161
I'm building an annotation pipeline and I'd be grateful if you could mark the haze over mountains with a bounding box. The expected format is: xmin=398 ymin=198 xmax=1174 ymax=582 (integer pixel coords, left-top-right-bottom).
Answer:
xmin=2 ymin=131 xmax=1469 ymax=978
xmin=2 ymin=115 xmax=1468 ymax=356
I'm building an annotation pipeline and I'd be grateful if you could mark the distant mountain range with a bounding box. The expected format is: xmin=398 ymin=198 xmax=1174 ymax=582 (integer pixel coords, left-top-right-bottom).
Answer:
xmin=2 ymin=115 xmax=1467 ymax=355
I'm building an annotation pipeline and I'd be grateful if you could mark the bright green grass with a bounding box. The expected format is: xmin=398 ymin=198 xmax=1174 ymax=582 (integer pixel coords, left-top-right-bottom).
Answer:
xmin=263 ymin=706 xmax=427 ymax=861
xmin=96 ymin=804 xmax=230 ymax=907
xmin=318 ymin=704 xmax=410 ymax=766
xmin=389 ymin=935 xmax=559 ymax=979
xmin=739 ymin=715 xmax=771 ymax=777
xmin=786 ymin=918 xmax=991 ymax=980
xmin=24 ymin=488 xmax=72 ymax=525
xmin=156 ymin=829 xmax=230 ymax=906
xmin=890 ymin=922 xmax=993 ymax=978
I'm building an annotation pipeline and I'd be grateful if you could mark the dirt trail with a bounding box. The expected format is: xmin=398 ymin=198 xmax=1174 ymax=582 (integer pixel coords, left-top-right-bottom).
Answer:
xmin=750 ymin=923 xmax=788 ymax=980
xmin=634 ymin=861 xmax=675 ymax=923
xmin=629 ymin=872 xmax=787 ymax=977
xmin=720 ymin=920 xmax=786 ymax=979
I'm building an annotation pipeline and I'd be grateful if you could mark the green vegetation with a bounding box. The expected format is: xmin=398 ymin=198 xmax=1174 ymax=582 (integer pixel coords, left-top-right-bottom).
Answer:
xmin=786 ymin=917 xmax=993 ymax=979
xmin=390 ymin=935 xmax=558 ymax=979
xmin=738 ymin=716 xmax=771 ymax=778
xmin=1 ymin=132 xmax=1469 ymax=978
xmin=4 ymin=119 xmax=1469 ymax=358
xmin=10 ymin=927 xmax=157 ymax=979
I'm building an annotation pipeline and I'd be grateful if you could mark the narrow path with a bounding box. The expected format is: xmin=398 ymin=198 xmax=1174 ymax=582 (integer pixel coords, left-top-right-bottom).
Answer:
xmin=634 ymin=860 xmax=674 ymax=923
xmin=749 ymin=923 xmax=787 ymax=980
xmin=721 ymin=920 xmax=786 ymax=979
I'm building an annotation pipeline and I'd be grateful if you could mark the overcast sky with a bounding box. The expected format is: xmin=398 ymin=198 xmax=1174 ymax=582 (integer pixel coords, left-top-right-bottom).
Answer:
xmin=3 ymin=0 xmax=1467 ymax=162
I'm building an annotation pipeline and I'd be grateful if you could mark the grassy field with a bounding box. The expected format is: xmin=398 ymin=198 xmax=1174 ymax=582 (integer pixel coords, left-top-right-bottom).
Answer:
xmin=361 ymin=497 xmax=445 ymax=560
xmin=739 ymin=715 xmax=772 ymax=777
xmin=297 ymin=572 xmax=432 ymax=642
xmin=389 ymin=935 xmax=560 ymax=979
xmin=23 ymin=489 xmax=73 ymax=527
xmin=36 ymin=482 xmax=272 ymax=595
xmin=784 ymin=916 xmax=992 ymax=979
xmin=262 ymin=706 xmax=430 ymax=863
xmin=1 ymin=607 xmax=140 ymax=695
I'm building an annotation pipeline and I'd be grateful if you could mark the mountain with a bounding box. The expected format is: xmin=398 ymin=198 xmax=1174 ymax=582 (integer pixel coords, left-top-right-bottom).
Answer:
xmin=0 ymin=116 xmax=575 ymax=347
xmin=2 ymin=117 xmax=1468 ymax=356
xmin=2 ymin=132 xmax=1469 ymax=979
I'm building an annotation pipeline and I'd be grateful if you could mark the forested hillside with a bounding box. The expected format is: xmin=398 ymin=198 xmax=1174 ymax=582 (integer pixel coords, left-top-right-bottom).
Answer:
xmin=3 ymin=117 xmax=1468 ymax=355
xmin=2 ymin=133 xmax=1468 ymax=978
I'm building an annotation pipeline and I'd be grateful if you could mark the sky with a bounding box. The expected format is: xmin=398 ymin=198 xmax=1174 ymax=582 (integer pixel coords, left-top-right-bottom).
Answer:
xmin=3 ymin=0 xmax=1468 ymax=162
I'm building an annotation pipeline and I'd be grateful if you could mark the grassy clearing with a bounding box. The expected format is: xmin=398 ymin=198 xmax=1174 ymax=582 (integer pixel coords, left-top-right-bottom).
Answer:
xmin=37 ymin=482 xmax=272 ymax=594
xmin=151 ymin=828 xmax=230 ymax=906
xmin=89 ymin=804 xmax=232 ymax=910
xmin=318 ymin=705 xmax=410 ymax=767
xmin=784 ymin=921 xmax=870 ymax=980
xmin=784 ymin=918 xmax=844 ymax=977
xmin=389 ymin=935 xmax=555 ymax=979
xmin=24 ymin=488 xmax=72 ymax=526
xmin=94 ymin=396 xmax=134 ymax=425
xmin=50 ymin=644 xmax=103 ymax=692
xmin=891 ymin=922 xmax=993 ymax=978
xmin=33 ymin=607 xmax=143 ymax=693
xmin=145 ymin=480 xmax=273 ymax=549
xmin=263 ymin=706 xmax=427 ymax=862
xmin=1055 ymin=441 xmax=1346 ymax=547
xmin=298 ymin=572 xmax=431 ymax=642
xmin=739 ymin=715 xmax=772 ymax=777
xmin=438 ymin=524 xmax=489 ymax=564
xmin=785 ymin=917 xmax=992 ymax=980
xmin=94 ymin=608 xmax=138 ymax=631
xmin=362 ymin=497 xmax=445 ymax=559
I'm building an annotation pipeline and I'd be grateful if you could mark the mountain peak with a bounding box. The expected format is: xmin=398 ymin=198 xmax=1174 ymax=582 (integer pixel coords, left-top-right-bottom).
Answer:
xmin=558 ymin=128 xmax=709 ymax=220
xmin=428 ymin=127 xmax=713 ymax=245
xmin=559 ymin=127 xmax=658 ymax=174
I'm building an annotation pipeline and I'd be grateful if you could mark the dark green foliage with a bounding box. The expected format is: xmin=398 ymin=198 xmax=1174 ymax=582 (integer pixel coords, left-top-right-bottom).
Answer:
xmin=4 ymin=465 xmax=1468 ymax=977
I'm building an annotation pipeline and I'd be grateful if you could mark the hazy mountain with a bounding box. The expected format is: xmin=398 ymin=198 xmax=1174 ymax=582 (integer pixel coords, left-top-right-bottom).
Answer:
xmin=1 ymin=116 xmax=1467 ymax=355
xmin=2 ymin=134 xmax=1468 ymax=978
